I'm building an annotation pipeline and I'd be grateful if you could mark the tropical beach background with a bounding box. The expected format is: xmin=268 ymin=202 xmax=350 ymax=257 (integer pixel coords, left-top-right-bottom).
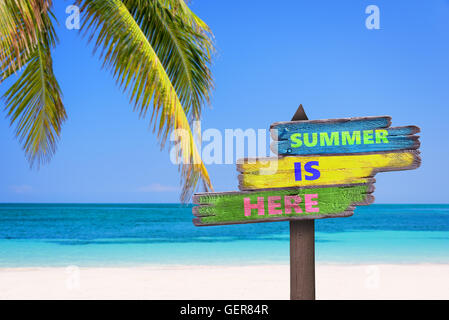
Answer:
xmin=1 ymin=203 xmax=449 ymax=299
xmin=1 ymin=1 xmax=449 ymax=299
xmin=2 ymin=204 xmax=449 ymax=267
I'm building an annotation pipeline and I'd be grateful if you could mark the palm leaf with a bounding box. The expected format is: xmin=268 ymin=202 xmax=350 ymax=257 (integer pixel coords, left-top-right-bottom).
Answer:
xmin=158 ymin=0 xmax=212 ymax=32
xmin=123 ymin=0 xmax=214 ymax=120
xmin=148 ymin=0 xmax=214 ymax=57
xmin=77 ymin=0 xmax=213 ymax=201
xmin=0 ymin=0 xmax=53 ymax=80
xmin=2 ymin=4 xmax=66 ymax=167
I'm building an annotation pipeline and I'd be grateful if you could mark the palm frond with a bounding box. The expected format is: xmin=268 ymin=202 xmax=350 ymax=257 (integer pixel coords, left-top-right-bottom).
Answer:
xmin=158 ymin=0 xmax=213 ymax=34
xmin=157 ymin=0 xmax=215 ymax=60
xmin=2 ymin=4 xmax=66 ymax=167
xmin=123 ymin=0 xmax=214 ymax=120
xmin=77 ymin=0 xmax=213 ymax=201
xmin=0 ymin=0 xmax=53 ymax=80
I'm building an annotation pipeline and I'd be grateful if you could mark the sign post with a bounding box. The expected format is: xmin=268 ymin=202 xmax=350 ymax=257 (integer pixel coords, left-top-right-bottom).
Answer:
xmin=289 ymin=105 xmax=315 ymax=300
xmin=192 ymin=105 xmax=421 ymax=300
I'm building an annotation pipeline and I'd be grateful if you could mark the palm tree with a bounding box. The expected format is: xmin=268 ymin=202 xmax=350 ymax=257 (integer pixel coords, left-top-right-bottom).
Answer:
xmin=0 ymin=0 xmax=214 ymax=201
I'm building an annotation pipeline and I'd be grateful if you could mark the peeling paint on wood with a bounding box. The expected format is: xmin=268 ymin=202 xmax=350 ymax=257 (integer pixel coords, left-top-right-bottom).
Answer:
xmin=271 ymin=116 xmax=420 ymax=156
xmin=193 ymin=184 xmax=374 ymax=226
xmin=238 ymin=150 xmax=420 ymax=190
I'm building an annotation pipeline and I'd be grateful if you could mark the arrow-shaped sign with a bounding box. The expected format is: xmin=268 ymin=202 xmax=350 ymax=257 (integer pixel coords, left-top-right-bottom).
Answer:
xmin=271 ymin=116 xmax=420 ymax=155
xmin=192 ymin=107 xmax=422 ymax=301
xmin=193 ymin=183 xmax=374 ymax=226
xmin=238 ymin=150 xmax=420 ymax=190
xmin=193 ymin=116 xmax=421 ymax=226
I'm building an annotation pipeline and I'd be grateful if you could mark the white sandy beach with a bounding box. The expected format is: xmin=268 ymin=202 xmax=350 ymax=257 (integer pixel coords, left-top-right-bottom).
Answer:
xmin=1 ymin=264 xmax=448 ymax=300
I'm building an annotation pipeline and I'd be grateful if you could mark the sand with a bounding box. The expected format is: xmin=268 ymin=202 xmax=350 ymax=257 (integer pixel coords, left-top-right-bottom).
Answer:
xmin=0 ymin=264 xmax=448 ymax=300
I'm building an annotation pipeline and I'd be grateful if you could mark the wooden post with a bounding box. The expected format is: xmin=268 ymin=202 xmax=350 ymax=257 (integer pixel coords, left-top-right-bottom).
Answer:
xmin=290 ymin=105 xmax=316 ymax=300
xmin=290 ymin=220 xmax=315 ymax=299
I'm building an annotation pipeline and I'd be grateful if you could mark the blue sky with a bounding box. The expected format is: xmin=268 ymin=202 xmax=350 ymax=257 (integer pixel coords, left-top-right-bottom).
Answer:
xmin=1 ymin=0 xmax=448 ymax=203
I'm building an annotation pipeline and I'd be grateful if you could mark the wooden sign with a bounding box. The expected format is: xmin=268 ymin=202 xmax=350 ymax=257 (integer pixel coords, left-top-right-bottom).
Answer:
xmin=193 ymin=183 xmax=374 ymax=226
xmin=271 ymin=116 xmax=420 ymax=155
xmin=192 ymin=107 xmax=421 ymax=300
xmin=238 ymin=150 xmax=420 ymax=190
xmin=193 ymin=116 xmax=421 ymax=226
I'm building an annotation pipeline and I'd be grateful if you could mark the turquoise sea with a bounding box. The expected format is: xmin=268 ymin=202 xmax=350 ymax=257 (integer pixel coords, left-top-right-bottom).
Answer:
xmin=0 ymin=204 xmax=448 ymax=267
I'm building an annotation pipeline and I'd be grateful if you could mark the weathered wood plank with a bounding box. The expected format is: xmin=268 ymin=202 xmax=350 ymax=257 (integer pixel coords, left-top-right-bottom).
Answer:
xmin=270 ymin=115 xmax=420 ymax=156
xmin=193 ymin=184 xmax=374 ymax=226
xmin=272 ymin=126 xmax=420 ymax=155
xmin=238 ymin=150 xmax=420 ymax=190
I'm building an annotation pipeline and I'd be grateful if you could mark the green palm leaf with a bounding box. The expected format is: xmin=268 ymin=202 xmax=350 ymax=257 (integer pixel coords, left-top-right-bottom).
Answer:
xmin=2 ymin=2 xmax=66 ymax=167
xmin=124 ymin=0 xmax=214 ymax=119
xmin=0 ymin=0 xmax=53 ymax=80
xmin=158 ymin=0 xmax=212 ymax=32
xmin=77 ymin=0 xmax=213 ymax=200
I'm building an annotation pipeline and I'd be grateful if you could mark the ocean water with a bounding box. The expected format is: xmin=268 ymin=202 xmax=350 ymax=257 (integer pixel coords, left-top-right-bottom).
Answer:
xmin=0 ymin=204 xmax=448 ymax=267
